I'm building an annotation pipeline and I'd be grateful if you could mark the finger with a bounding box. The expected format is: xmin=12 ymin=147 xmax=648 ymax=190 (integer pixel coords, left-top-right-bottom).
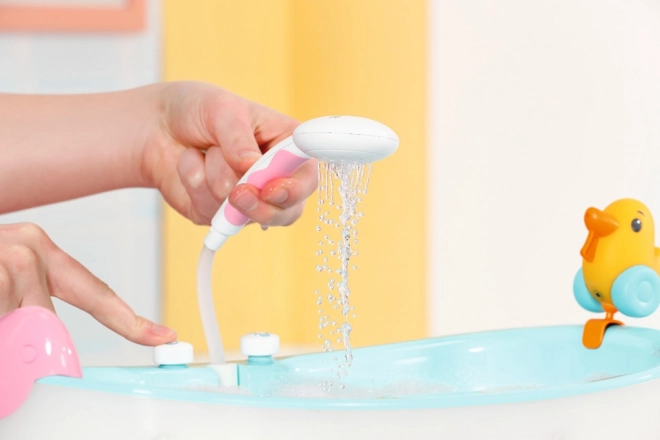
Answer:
xmin=177 ymin=148 xmax=220 ymax=224
xmin=0 ymin=244 xmax=55 ymax=315
xmin=205 ymin=146 xmax=240 ymax=200
xmin=150 ymin=143 xmax=199 ymax=224
xmin=260 ymin=159 xmax=319 ymax=209
xmin=208 ymin=98 xmax=263 ymax=175
xmin=246 ymin=100 xmax=299 ymax=150
xmin=48 ymin=249 xmax=177 ymax=346
xmin=229 ymin=184 xmax=307 ymax=227
xmin=13 ymin=247 xmax=55 ymax=314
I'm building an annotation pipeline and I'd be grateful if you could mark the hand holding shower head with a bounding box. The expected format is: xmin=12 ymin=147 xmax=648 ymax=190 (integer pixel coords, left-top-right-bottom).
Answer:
xmin=204 ymin=116 xmax=399 ymax=250
xmin=199 ymin=115 xmax=399 ymax=365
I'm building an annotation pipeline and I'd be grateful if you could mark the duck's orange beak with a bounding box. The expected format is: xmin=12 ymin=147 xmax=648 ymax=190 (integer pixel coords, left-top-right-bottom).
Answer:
xmin=580 ymin=208 xmax=619 ymax=262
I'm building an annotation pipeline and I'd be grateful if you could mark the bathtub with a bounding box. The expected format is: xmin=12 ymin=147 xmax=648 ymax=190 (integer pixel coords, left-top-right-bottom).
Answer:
xmin=2 ymin=324 xmax=660 ymax=439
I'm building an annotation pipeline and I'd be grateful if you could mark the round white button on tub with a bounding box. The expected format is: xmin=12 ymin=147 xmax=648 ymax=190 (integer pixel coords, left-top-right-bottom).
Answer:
xmin=153 ymin=341 xmax=194 ymax=366
xmin=240 ymin=333 xmax=280 ymax=357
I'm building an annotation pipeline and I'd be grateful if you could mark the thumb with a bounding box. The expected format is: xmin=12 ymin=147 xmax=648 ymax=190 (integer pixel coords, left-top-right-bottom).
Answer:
xmin=207 ymin=100 xmax=262 ymax=176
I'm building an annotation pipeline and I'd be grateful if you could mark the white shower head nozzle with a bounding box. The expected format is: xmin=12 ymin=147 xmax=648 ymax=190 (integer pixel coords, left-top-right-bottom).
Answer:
xmin=292 ymin=115 xmax=399 ymax=163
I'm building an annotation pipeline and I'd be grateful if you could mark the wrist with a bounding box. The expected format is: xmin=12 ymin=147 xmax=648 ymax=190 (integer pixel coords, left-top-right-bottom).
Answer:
xmin=126 ymin=83 xmax=173 ymax=189
xmin=136 ymin=82 xmax=183 ymax=191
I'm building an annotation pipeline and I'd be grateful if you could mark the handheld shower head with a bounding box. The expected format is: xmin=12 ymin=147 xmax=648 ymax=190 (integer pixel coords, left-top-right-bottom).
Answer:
xmin=203 ymin=115 xmax=398 ymax=250
xmin=292 ymin=115 xmax=399 ymax=163
xmin=198 ymin=115 xmax=399 ymax=365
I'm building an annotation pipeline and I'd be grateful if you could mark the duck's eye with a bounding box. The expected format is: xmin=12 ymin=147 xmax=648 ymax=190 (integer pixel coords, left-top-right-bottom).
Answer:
xmin=632 ymin=218 xmax=642 ymax=233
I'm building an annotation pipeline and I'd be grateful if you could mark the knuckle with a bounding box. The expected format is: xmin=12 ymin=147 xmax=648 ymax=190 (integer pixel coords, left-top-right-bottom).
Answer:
xmin=186 ymin=171 xmax=206 ymax=191
xmin=177 ymin=151 xmax=206 ymax=191
xmin=6 ymin=244 xmax=39 ymax=273
xmin=96 ymin=280 xmax=115 ymax=299
xmin=130 ymin=316 xmax=149 ymax=335
xmin=15 ymin=222 xmax=46 ymax=241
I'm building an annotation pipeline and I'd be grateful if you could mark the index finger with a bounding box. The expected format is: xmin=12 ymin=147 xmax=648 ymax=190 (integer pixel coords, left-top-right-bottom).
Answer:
xmin=206 ymin=96 xmax=263 ymax=176
xmin=205 ymin=96 xmax=299 ymax=175
xmin=48 ymin=248 xmax=177 ymax=346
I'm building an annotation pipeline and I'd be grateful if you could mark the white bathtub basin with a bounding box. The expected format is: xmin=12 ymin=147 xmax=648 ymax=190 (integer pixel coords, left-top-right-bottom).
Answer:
xmin=2 ymin=325 xmax=659 ymax=439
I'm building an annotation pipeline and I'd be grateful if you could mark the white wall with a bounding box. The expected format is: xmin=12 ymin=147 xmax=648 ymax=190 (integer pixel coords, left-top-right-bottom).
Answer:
xmin=0 ymin=0 xmax=162 ymax=365
xmin=429 ymin=0 xmax=660 ymax=335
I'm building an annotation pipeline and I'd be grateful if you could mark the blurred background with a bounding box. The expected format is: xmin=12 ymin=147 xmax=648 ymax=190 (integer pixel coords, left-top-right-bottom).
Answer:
xmin=1 ymin=0 xmax=660 ymax=366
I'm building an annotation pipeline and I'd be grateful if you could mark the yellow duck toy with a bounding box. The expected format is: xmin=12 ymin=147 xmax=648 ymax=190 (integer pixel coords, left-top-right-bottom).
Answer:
xmin=574 ymin=198 xmax=660 ymax=349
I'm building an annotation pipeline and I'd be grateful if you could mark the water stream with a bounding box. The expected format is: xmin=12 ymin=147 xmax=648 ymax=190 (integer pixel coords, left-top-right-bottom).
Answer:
xmin=315 ymin=160 xmax=372 ymax=391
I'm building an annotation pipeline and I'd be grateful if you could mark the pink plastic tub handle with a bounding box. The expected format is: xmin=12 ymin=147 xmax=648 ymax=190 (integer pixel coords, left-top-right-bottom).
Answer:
xmin=0 ymin=306 xmax=82 ymax=419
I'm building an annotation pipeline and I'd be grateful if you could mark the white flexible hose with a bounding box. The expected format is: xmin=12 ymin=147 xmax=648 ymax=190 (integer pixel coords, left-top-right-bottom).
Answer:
xmin=197 ymin=245 xmax=225 ymax=364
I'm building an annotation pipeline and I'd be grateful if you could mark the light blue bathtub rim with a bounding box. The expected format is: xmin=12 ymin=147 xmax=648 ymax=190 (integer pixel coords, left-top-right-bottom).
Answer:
xmin=37 ymin=325 xmax=660 ymax=410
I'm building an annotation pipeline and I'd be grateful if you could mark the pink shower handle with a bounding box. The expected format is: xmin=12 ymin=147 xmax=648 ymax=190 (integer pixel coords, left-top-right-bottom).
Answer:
xmin=0 ymin=306 xmax=82 ymax=419
xmin=209 ymin=137 xmax=312 ymax=239
xmin=223 ymin=148 xmax=311 ymax=226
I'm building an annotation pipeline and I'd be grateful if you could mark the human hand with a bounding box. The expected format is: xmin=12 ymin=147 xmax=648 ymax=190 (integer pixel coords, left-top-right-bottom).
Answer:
xmin=0 ymin=223 xmax=176 ymax=346
xmin=141 ymin=81 xmax=318 ymax=227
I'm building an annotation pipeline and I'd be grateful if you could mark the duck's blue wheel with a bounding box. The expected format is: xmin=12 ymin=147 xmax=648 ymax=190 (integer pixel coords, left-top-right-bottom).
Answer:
xmin=573 ymin=268 xmax=604 ymax=313
xmin=612 ymin=265 xmax=660 ymax=318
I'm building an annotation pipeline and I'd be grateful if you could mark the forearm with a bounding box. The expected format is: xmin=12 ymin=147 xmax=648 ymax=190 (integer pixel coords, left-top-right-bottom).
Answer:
xmin=0 ymin=85 xmax=162 ymax=213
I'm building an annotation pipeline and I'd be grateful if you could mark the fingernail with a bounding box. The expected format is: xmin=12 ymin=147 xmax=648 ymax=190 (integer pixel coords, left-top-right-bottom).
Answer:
xmin=261 ymin=225 xmax=269 ymax=231
xmin=152 ymin=323 xmax=176 ymax=338
xmin=265 ymin=187 xmax=288 ymax=204
xmin=233 ymin=190 xmax=259 ymax=212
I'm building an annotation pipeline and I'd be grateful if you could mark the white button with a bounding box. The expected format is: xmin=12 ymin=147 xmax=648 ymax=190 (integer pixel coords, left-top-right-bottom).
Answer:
xmin=153 ymin=341 xmax=194 ymax=365
xmin=240 ymin=333 xmax=280 ymax=357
